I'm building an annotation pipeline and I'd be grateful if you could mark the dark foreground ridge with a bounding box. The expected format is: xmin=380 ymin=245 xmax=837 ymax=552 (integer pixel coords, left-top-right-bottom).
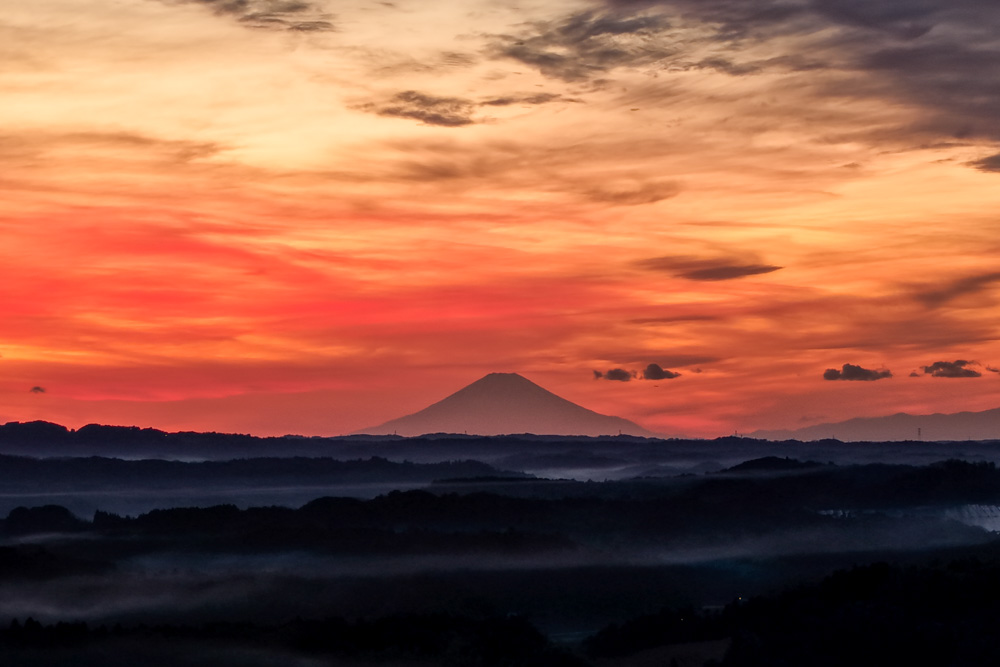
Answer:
xmin=6 ymin=557 xmax=1000 ymax=667
xmin=0 ymin=613 xmax=586 ymax=667
xmin=2 ymin=458 xmax=1000 ymax=664
xmin=0 ymin=454 xmax=519 ymax=491
xmin=0 ymin=419 xmax=666 ymax=459
xmin=4 ymin=420 xmax=1000 ymax=465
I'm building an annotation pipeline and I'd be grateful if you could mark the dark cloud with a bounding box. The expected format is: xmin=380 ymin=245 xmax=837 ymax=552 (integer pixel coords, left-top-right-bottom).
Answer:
xmin=360 ymin=91 xmax=476 ymax=127
xmin=922 ymin=360 xmax=982 ymax=378
xmin=593 ymin=1 xmax=1000 ymax=154
xmin=969 ymin=153 xmax=1000 ymax=173
xmin=29 ymin=386 xmax=46 ymax=394
xmin=909 ymin=371 xmax=921 ymax=377
xmin=603 ymin=0 xmax=806 ymax=42
xmin=636 ymin=255 xmax=782 ymax=281
xmin=914 ymin=272 xmax=1000 ymax=308
xmin=987 ymin=366 xmax=1000 ymax=374
xmin=596 ymin=368 xmax=634 ymax=381
xmin=857 ymin=41 xmax=1000 ymax=141
xmin=607 ymin=0 xmax=989 ymax=46
xmin=831 ymin=9 xmax=1000 ymax=148
xmin=176 ymin=0 xmax=335 ymax=31
xmin=643 ymin=363 xmax=680 ymax=380
xmin=810 ymin=0 xmax=937 ymax=39
xmin=823 ymin=363 xmax=892 ymax=381
xmin=679 ymin=264 xmax=781 ymax=281
xmin=488 ymin=11 xmax=674 ymax=82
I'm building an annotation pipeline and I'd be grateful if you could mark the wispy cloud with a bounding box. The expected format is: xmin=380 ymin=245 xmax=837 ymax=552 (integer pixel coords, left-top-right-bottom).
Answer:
xmin=584 ymin=180 xmax=681 ymax=205
xmin=0 ymin=131 xmax=222 ymax=165
xmin=603 ymin=0 xmax=805 ymax=43
xmin=969 ymin=153 xmax=1000 ymax=173
xmin=488 ymin=10 xmax=674 ymax=82
xmin=169 ymin=0 xmax=335 ymax=31
xmin=358 ymin=91 xmax=477 ymax=127
xmin=479 ymin=93 xmax=566 ymax=107
xmin=636 ymin=255 xmax=782 ymax=281
xmin=914 ymin=272 xmax=1000 ymax=308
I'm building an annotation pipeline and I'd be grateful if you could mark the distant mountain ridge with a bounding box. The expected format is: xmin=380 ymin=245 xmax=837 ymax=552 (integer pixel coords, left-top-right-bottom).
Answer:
xmin=750 ymin=407 xmax=1000 ymax=442
xmin=355 ymin=372 xmax=656 ymax=437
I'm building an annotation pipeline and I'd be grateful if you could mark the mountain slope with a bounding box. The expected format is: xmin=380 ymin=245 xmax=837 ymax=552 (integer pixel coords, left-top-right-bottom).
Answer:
xmin=750 ymin=407 xmax=1000 ymax=442
xmin=355 ymin=373 xmax=655 ymax=437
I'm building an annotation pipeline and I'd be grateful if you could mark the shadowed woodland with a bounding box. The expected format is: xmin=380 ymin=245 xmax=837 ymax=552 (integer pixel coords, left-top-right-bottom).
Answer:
xmin=3 ymin=425 xmax=1000 ymax=663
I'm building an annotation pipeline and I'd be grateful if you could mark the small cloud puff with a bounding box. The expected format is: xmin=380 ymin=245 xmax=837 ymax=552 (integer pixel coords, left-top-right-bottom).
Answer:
xmin=823 ymin=363 xmax=892 ymax=381
xmin=594 ymin=368 xmax=634 ymax=381
xmin=29 ymin=386 xmax=46 ymax=393
xmin=922 ymin=360 xmax=982 ymax=378
xmin=642 ymin=363 xmax=680 ymax=380
xmin=595 ymin=364 xmax=681 ymax=381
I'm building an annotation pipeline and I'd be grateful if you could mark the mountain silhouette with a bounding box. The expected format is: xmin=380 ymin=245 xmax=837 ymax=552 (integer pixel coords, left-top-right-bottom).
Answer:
xmin=750 ymin=407 xmax=1000 ymax=442
xmin=355 ymin=372 xmax=656 ymax=437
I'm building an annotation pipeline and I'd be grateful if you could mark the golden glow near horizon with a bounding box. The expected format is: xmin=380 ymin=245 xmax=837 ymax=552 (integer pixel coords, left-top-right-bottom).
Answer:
xmin=3 ymin=0 xmax=1000 ymax=436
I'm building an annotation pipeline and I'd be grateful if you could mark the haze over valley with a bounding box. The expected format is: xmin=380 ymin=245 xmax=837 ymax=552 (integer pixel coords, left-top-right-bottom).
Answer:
xmin=4 ymin=433 xmax=1000 ymax=665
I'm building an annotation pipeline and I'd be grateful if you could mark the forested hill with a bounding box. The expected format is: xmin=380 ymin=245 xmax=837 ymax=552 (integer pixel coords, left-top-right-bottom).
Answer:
xmin=0 ymin=454 xmax=515 ymax=491
xmin=0 ymin=421 xmax=660 ymax=459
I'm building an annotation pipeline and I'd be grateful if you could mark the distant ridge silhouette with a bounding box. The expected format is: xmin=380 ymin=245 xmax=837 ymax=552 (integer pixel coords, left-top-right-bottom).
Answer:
xmin=750 ymin=407 xmax=1000 ymax=442
xmin=355 ymin=372 xmax=656 ymax=437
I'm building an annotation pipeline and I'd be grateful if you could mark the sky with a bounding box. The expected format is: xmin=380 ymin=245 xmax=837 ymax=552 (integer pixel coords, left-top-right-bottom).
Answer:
xmin=2 ymin=0 xmax=1000 ymax=438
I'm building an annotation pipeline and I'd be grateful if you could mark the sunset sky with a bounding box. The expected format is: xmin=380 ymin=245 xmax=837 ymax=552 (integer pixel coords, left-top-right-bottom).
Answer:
xmin=3 ymin=0 xmax=1000 ymax=437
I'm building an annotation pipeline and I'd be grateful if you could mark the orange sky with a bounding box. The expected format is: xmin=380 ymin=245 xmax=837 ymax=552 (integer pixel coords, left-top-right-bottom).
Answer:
xmin=3 ymin=0 xmax=1000 ymax=437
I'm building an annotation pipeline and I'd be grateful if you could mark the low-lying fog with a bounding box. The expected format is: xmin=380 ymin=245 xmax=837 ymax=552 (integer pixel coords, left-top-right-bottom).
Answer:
xmin=4 ymin=445 xmax=1000 ymax=649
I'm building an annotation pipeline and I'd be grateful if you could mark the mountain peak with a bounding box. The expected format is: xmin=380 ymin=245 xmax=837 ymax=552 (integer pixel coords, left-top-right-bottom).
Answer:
xmin=356 ymin=373 xmax=654 ymax=437
xmin=473 ymin=372 xmax=533 ymax=385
